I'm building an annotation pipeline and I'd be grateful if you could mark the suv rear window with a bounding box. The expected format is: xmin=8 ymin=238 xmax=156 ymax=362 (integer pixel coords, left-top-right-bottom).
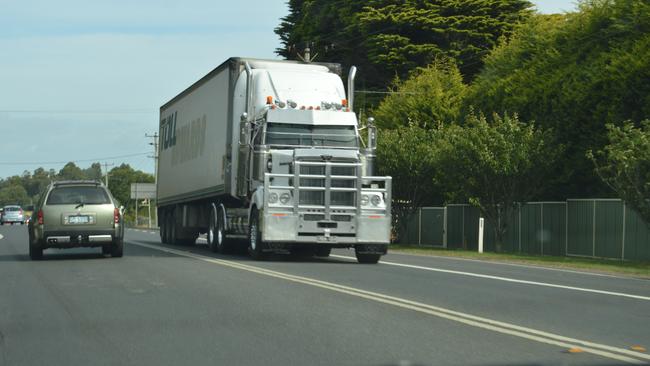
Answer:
xmin=4 ymin=206 xmax=20 ymax=211
xmin=46 ymin=186 xmax=111 ymax=205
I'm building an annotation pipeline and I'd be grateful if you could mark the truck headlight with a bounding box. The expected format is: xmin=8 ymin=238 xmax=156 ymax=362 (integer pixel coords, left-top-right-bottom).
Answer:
xmin=361 ymin=194 xmax=369 ymax=206
xmin=269 ymin=192 xmax=278 ymax=204
xmin=280 ymin=192 xmax=291 ymax=205
xmin=370 ymin=195 xmax=382 ymax=206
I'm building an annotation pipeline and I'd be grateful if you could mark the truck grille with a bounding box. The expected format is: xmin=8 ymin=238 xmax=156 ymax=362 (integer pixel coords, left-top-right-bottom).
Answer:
xmin=298 ymin=163 xmax=357 ymax=207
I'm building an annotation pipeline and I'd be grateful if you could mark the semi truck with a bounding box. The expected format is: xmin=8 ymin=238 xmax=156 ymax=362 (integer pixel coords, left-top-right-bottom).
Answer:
xmin=156 ymin=57 xmax=391 ymax=263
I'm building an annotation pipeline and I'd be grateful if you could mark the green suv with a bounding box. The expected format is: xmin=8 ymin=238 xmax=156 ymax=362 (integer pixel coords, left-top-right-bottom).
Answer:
xmin=28 ymin=180 xmax=124 ymax=260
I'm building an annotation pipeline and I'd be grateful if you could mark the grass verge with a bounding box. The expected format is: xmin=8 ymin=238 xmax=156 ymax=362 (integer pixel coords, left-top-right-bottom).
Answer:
xmin=389 ymin=244 xmax=650 ymax=278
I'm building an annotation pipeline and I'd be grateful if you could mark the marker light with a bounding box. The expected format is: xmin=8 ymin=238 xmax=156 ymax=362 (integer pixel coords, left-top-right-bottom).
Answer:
xmin=266 ymin=96 xmax=273 ymax=104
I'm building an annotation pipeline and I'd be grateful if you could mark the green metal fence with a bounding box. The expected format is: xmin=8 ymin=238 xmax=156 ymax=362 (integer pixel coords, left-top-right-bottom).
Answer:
xmin=403 ymin=199 xmax=650 ymax=261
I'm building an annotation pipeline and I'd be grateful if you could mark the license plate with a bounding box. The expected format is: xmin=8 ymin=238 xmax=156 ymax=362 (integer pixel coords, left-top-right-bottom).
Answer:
xmin=68 ymin=215 xmax=89 ymax=224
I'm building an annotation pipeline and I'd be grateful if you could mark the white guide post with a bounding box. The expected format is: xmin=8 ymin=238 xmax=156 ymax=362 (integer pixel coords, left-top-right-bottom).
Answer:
xmin=478 ymin=218 xmax=485 ymax=253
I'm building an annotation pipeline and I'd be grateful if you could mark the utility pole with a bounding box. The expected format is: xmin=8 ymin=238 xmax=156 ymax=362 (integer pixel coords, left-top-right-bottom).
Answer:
xmin=102 ymin=162 xmax=115 ymax=186
xmin=297 ymin=42 xmax=317 ymax=63
xmin=145 ymin=132 xmax=159 ymax=227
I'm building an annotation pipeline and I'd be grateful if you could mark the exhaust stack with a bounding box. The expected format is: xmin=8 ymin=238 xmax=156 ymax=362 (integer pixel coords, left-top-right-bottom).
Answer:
xmin=347 ymin=66 xmax=357 ymax=112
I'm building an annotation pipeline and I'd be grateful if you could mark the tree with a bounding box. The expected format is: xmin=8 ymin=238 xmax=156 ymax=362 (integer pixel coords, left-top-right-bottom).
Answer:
xmin=438 ymin=113 xmax=560 ymax=251
xmin=373 ymin=59 xmax=467 ymax=129
xmin=58 ymin=162 xmax=85 ymax=181
xmin=275 ymin=0 xmax=533 ymax=90
xmin=466 ymin=0 xmax=650 ymax=198
xmin=588 ymin=121 xmax=650 ymax=225
xmin=376 ymin=123 xmax=443 ymax=239
xmin=82 ymin=163 xmax=103 ymax=181
xmin=107 ymin=164 xmax=154 ymax=207
xmin=0 ymin=185 xmax=30 ymax=207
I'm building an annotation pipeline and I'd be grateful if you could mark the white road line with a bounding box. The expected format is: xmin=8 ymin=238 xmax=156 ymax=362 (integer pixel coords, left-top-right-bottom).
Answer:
xmin=331 ymin=254 xmax=650 ymax=301
xmin=128 ymin=240 xmax=648 ymax=364
xmin=0 ymin=234 xmax=3 ymax=240
xmin=387 ymin=250 xmax=642 ymax=280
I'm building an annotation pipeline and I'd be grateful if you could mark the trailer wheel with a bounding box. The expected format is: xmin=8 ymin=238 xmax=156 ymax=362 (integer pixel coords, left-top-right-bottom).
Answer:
xmin=247 ymin=208 xmax=266 ymax=260
xmin=207 ymin=207 xmax=218 ymax=252
xmin=215 ymin=208 xmax=231 ymax=254
xmin=169 ymin=213 xmax=178 ymax=245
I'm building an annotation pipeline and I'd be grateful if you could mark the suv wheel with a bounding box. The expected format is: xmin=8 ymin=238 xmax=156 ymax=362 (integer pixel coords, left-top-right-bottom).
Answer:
xmin=111 ymin=238 xmax=124 ymax=258
xmin=29 ymin=242 xmax=43 ymax=260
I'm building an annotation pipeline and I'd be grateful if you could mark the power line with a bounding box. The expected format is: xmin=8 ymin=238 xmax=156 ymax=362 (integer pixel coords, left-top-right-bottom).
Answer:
xmin=0 ymin=152 xmax=150 ymax=166
xmin=0 ymin=109 xmax=155 ymax=114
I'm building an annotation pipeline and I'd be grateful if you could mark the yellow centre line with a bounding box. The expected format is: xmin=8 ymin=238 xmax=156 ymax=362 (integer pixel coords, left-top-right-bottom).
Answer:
xmin=129 ymin=240 xmax=649 ymax=364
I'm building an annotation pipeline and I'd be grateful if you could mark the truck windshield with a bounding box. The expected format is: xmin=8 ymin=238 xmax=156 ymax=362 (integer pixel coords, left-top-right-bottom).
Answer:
xmin=266 ymin=123 xmax=358 ymax=148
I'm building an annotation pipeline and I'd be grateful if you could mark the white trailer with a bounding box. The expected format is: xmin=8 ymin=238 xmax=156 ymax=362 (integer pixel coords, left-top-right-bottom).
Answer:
xmin=157 ymin=58 xmax=391 ymax=263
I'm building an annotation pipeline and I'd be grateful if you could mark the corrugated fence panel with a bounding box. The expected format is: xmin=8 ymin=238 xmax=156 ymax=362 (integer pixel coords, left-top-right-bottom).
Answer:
xmin=401 ymin=211 xmax=419 ymax=245
xmin=502 ymin=207 xmax=520 ymax=253
xmin=464 ymin=206 xmax=481 ymax=251
xmin=402 ymin=200 xmax=647 ymax=261
xmin=567 ymin=200 xmax=595 ymax=256
xmin=624 ymin=205 xmax=650 ymax=261
xmin=420 ymin=207 xmax=445 ymax=246
xmin=542 ymin=203 xmax=567 ymax=256
xmin=594 ymin=200 xmax=624 ymax=259
xmin=446 ymin=205 xmax=465 ymax=249
xmin=521 ymin=204 xmax=542 ymax=255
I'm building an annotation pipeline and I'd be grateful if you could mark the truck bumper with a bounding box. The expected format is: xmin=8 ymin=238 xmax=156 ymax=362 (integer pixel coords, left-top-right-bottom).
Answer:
xmin=262 ymin=212 xmax=390 ymax=245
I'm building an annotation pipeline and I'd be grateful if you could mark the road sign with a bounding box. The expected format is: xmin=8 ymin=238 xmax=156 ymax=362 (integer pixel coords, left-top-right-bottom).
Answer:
xmin=130 ymin=183 xmax=156 ymax=200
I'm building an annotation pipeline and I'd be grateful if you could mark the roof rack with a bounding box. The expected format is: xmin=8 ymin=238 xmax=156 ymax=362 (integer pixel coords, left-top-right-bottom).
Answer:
xmin=52 ymin=180 xmax=103 ymax=186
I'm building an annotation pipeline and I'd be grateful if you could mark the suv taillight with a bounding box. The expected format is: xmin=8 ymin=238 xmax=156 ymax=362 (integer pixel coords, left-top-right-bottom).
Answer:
xmin=37 ymin=210 xmax=44 ymax=225
xmin=114 ymin=208 xmax=120 ymax=224
xmin=19 ymin=208 xmax=23 ymax=215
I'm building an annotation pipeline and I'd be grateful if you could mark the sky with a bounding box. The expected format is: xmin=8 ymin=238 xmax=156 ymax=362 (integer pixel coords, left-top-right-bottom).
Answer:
xmin=0 ymin=0 xmax=576 ymax=179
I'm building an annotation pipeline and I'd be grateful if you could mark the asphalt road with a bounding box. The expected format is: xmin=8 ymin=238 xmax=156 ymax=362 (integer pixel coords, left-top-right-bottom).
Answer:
xmin=0 ymin=225 xmax=648 ymax=366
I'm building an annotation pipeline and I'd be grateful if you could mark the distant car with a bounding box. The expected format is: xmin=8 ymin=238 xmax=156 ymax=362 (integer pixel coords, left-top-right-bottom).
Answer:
xmin=1 ymin=205 xmax=25 ymax=225
xmin=28 ymin=180 xmax=124 ymax=260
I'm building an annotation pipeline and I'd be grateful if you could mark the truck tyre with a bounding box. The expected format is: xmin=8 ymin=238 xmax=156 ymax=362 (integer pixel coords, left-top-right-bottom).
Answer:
xmin=315 ymin=247 xmax=331 ymax=257
xmin=215 ymin=208 xmax=231 ymax=254
xmin=111 ymin=237 xmax=124 ymax=258
xmin=355 ymin=252 xmax=380 ymax=264
xmin=207 ymin=207 xmax=218 ymax=252
xmin=102 ymin=245 xmax=111 ymax=256
xmin=247 ymin=208 xmax=266 ymax=260
xmin=160 ymin=212 xmax=168 ymax=244
xmin=169 ymin=213 xmax=178 ymax=245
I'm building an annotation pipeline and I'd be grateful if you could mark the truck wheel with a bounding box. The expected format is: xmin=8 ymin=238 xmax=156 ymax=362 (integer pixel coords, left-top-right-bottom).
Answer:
xmin=169 ymin=214 xmax=178 ymax=245
xmin=215 ymin=208 xmax=231 ymax=254
xmin=355 ymin=253 xmax=380 ymax=264
xmin=102 ymin=245 xmax=111 ymax=256
xmin=160 ymin=213 xmax=168 ymax=244
xmin=315 ymin=247 xmax=331 ymax=257
xmin=247 ymin=209 xmax=266 ymax=260
xmin=207 ymin=207 xmax=218 ymax=252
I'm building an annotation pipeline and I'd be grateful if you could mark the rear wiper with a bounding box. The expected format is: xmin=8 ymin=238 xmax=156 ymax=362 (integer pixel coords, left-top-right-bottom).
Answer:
xmin=75 ymin=202 xmax=85 ymax=209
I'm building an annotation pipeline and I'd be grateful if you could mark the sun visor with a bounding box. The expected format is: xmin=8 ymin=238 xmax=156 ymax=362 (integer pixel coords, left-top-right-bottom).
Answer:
xmin=266 ymin=109 xmax=358 ymax=126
